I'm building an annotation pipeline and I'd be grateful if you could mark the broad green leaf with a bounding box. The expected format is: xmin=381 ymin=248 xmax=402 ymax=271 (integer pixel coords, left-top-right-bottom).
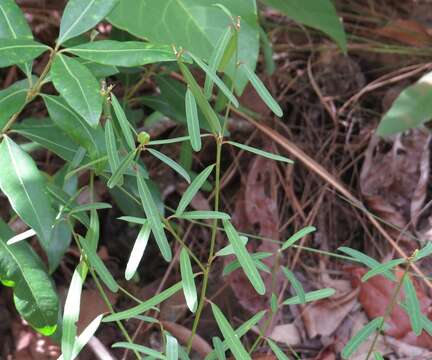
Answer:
xmin=361 ymin=258 xmax=405 ymax=282
xmin=62 ymin=263 xmax=85 ymax=360
xmin=0 ymin=220 xmax=59 ymax=335
xmin=137 ymin=168 xmax=172 ymax=261
xmin=282 ymin=267 xmax=305 ymax=304
xmin=226 ymin=141 xmax=293 ymax=163
xmin=188 ymin=52 xmax=239 ymax=107
xmin=69 ymin=202 xmax=112 ymax=215
xmin=108 ymin=0 xmax=259 ymax=93
xmin=0 ymin=136 xmax=56 ymax=258
xmin=377 ymin=72 xmax=432 ymax=135
xmin=216 ymin=236 xmax=248 ymax=257
xmin=175 ymin=211 xmax=230 ymax=220
xmin=58 ymin=0 xmax=120 ymax=45
xmin=12 ymin=118 xmax=83 ymax=162
xmin=111 ymin=93 xmax=135 ymax=151
xmin=180 ymin=248 xmax=197 ymax=313
xmin=51 ymin=54 xmax=102 ymax=127
xmin=147 ymin=148 xmax=191 ymax=183
xmin=112 ymin=342 xmax=165 ymax=359
xmin=404 ymin=276 xmax=422 ymax=335
xmin=240 ymin=62 xmax=283 ymax=117
xmin=0 ymin=78 xmax=31 ymax=129
xmin=79 ymin=59 xmax=119 ymax=78
xmin=0 ymin=39 xmax=49 ymax=68
xmin=178 ymin=62 xmax=221 ymax=134
xmin=263 ymin=0 xmax=347 ymax=52
xmin=105 ymin=118 xmax=121 ymax=184
xmin=43 ymin=95 xmax=105 ymax=160
xmin=108 ymin=150 xmax=137 ymax=189
xmin=204 ymin=26 xmax=234 ymax=98
xmin=267 ymin=339 xmax=289 ymax=360
xmin=176 ymin=164 xmax=215 ymax=215
xmin=338 ymin=247 xmax=396 ymax=281
xmin=185 ymin=89 xmax=201 ymax=152
xmin=281 ymin=225 xmax=316 ymax=250
xmin=125 ymin=222 xmax=151 ymax=281
xmin=283 ymin=288 xmax=335 ymax=305
xmin=166 ymin=333 xmax=179 ymax=360
xmin=0 ymin=0 xmax=33 ymax=75
xmin=58 ymin=314 xmax=104 ymax=360
xmin=342 ymin=317 xmax=383 ymax=359
xmin=78 ymin=235 xmax=119 ymax=293
xmin=66 ymin=40 xmax=183 ymax=67
xmin=211 ymin=303 xmax=251 ymax=360
xmin=103 ymin=280 xmax=183 ymax=322
xmin=212 ymin=337 xmax=226 ymax=360
xmin=223 ymin=220 xmax=265 ymax=295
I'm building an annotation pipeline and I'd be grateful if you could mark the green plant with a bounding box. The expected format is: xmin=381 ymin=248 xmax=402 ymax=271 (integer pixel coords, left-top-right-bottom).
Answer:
xmin=4 ymin=1 xmax=424 ymax=359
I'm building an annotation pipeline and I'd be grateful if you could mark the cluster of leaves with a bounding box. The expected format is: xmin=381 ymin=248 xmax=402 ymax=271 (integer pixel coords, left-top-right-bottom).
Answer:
xmin=2 ymin=0 xmax=427 ymax=359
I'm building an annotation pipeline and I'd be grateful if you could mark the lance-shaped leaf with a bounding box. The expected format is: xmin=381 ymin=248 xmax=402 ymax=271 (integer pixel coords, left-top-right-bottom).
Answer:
xmin=137 ymin=168 xmax=172 ymax=261
xmin=43 ymin=95 xmax=105 ymax=159
xmin=58 ymin=0 xmax=120 ymax=45
xmin=283 ymin=288 xmax=335 ymax=305
xmin=180 ymin=248 xmax=197 ymax=313
xmin=282 ymin=267 xmax=305 ymax=304
xmin=267 ymin=339 xmax=289 ymax=360
xmin=176 ymin=164 xmax=215 ymax=215
xmin=0 ymin=220 xmax=59 ymax=336
xmin=105 ymin=118 xmax=121 ymax=183
xmin=404 ymin=276 xmax=422 ymax=336
xmin=0 ymin=78 xmax=31 ymax=129
xmin=0 ymin=39 xmax=49 ymax=68
xmin=185 ymin=88 xmax=201 ymax=152
xmin=211 ymin=303 xmax=251 ymax=360
xmin=110 ymin=93 xmax=135 ymax=151
xmin=175 ymin=211 xmax=230 ymax=220
xmin=66 ymin=40 xmax=185 ymax=67
xmin=281 ymin=225 xmax=316 ymax=250
xmin=226 ymin=141 xmax=293 ymax=163
xmin=0 ymin=136 xmax=56 ymax=256
xmin=361 ymin=258 xmax=405 ymax=282
xmin=108 ymin=150 xmax=136 ymax=189
xmin=112 ymin=343 xmax=165 ymax=359
xmin=147 ymin=148 xmax=191 ymax=183
xmin=51 ymin=54 xmax=102 ymax=127
xmin=125 ymin=221 xmax=151 ymax=281
xmin=223 ymin=220 xmax=265 ymax=295
xmin=166 ymin=333 xmax=179 ymax=360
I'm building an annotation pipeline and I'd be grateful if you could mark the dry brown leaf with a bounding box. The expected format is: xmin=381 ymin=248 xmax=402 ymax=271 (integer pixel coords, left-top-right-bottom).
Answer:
xmin=374 ymin=19 xmax=432 ymax=47
xmin=269 ymin=323 xmax=301 ymax=346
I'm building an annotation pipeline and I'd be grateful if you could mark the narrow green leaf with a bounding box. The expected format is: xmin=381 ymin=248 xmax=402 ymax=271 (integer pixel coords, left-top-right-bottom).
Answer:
xmin=226 ymin=141 xmax=293 ymax=164
xmin=137 ymin=169 xmax=172 ymax=261
xmin=166 ymin=333 xmax=179 ymax=360
xmin=0 ymin=78 xmax=32 ymax=129
xmin=66 ymin=40 xmax=184 ymax=67
xmin=338 ymin=247 xmax=395 ymax=281
xmin=62 ymin=263 xmax=85 ymax=360
xmin=118 ymin=216 xmax=147 ymax=225
xmin=281 ymin=226 xmax=316 ymax=250
xmin=111 ymin=93 xmax=135 ymax=151
xmin=361 ymin=258 xmax=405 ymax=282
xmin=240 ymin=62 xmax=283 ymax=117
xmin=108 ymin=150 xmax=136 ymax=189
xmin=223 ymin=220 xmax=265 ymax=295
xmin=216 ymin=235 xmax=248 ymax=257
xmin=282 ymin=267 xmax=305 ymax=304
xmin=105 ymin=118 xmax=121 ymax=184
xmin=404 ymin=276 xmax=422 ymax=336
xmin=283 ymin=288 xmax=335 ymax=305
xmin=0 ymin=39 xmax=49 ymax=68
xmin=211 ymin=303 xmax=251 ymax=360
xmin=223 ymin=252 xmax=272 ymax=277
xmin=103 ymin=280 xmax=183 ymax=322
xmin=267 ymin=339 xmax=289 ymax=360
xmin=147 ymin=148 xmax=190 ymax=183
xmin=0 ymin=136 xmax=56 ymax=257
xmin=0 ymin=220 xmax=59 ymax=335
xmin=112 ymin=342 xmax=165 ymax=359
xmin=58 ymin=314 xmax=104 ymax=360
xmin=6 ymin=228 xmax=36 ymax=245
xmin=180 ymin=248 xmax=197 ymax=313
xmin=125 ymin=222 xmax=151 ymax=281
xmin=51 ymin=53 xmax=102 ymax=127
xmin=69 ymin=202 xmax=112 ymax=215
xmin=212 ymin=337 xmax=226 ymax=360
xmin=178 ymin=62 xmax=221 ymax=134
xmin=175 ymin=211 xmax=230 ymax=220
xmin=374 ymin=352 xmax=385 ymax=360
xmin=78 ymin=235 xmax=119 ymax=293
xmin=185 ymin=88 xmax=201 ymax=152
xmin=188 ymin=52 xmax=238 ymax=108
xmin=176 ymin=164 xmax=215 ymax=215
xmin=58 ymin=0 xmax=120 ymax=44
xmin=341 ymin=317 xmax=383 ymax=359
xmin=204 ymin=27 xmax=234 ymax=98
xmin=149 ymin=136 xmax=191 ymax=145
xmin=414 ymin=242 xmax=432 ymax=261
xmin=422 ymin=314 xmax=432 ymax=336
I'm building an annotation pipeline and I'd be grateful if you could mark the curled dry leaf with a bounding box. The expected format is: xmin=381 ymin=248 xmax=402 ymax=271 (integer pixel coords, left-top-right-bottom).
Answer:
xmin=349 ymin=267 xmax=432 ymax=349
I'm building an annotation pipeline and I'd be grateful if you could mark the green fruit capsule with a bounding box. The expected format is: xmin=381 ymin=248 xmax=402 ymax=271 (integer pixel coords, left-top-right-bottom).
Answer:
xmin=137 ymin=131 xmax=150 ymax=145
